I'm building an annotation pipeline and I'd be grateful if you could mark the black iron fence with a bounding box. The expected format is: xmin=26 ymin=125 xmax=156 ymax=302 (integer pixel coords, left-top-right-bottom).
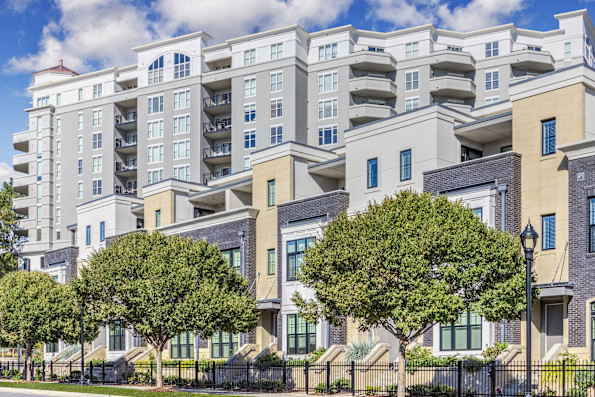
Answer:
xmin=2 ymin=359 xmax=595 ymax=396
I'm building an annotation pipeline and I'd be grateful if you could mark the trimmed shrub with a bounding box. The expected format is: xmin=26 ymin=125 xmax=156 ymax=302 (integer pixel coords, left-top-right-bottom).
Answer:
xmin=345 ymin=339 xmax=376 ymax=362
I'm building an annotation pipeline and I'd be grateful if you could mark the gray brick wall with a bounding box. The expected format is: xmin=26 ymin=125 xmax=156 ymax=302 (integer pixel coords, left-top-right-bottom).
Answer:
xmin=423 ymin=152 xmax=523 ymax=346
xmin=276 ymin=191 xmax=350 ymax=351
xmin=43 ymin=246 xmax=79 ymax=281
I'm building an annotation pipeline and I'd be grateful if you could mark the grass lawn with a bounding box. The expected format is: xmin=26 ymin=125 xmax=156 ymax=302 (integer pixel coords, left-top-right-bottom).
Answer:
xmin=0 ymin=381 xmax=225 ymax=396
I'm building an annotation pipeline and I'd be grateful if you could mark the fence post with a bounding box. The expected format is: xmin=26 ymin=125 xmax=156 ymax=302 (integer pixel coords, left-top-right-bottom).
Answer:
xmin=562 ymin=360 xmax=566 ymax=397
xmin=490 ymin=361 xmax=496 ymax=397
xmin=305 ymin=361 xmax=310 ymax=394
xmin=283 ymin=360 xmax=287 ymax=387
xmin=24 ymin=359 xmax=27 ymax=380
xmin=326 ymin=361 xmax=331 ymax=395
xmin=178 ymin=361 xmax=182 ymax=386
xmin=90 ymin=361 xmax=93 ymax=383
xmin=42 ymin=360 xmax=45 ymax=382
xmin=102 ymin=361 xmax=105 ymax=384
xmin=150 ymin=361 xmax=154 ymax=386
xmin=457 ymin=361 xmax=462 ymax=397
xmin=351 ymin=361 xmax=355 ymax=396
xmin=69 ymin=361 xmax=72 ymax=380
xmin=212 ymin=360 xmax=216 ymax=390
xmin=50 ymin=361 xmax=53 ymax=380
xmin=195 ymin=360 xmax=198 ymax=387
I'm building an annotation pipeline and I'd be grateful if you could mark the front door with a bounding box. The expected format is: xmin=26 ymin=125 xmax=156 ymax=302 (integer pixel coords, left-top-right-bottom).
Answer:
xmin=545 ymin=303 xmax=564 ymax=354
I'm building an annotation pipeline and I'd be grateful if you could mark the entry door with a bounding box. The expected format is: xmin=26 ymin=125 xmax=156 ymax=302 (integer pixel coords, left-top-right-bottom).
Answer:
xmin=545 ymin=303 xmax=564 ymax=354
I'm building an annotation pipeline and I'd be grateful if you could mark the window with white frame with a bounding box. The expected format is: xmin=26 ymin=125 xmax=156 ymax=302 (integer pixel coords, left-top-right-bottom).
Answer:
xmin=244 ymin=49 xmax=256 ymax=65
xmin=148 ymin=95 xmax=164 ymax=114
xmin=56 ymin=140 xmax=61 ymax=156
xmin=147 ymin=169 xmax=164 ymax=184
xmin=244 ymin=157 xmax=251 ymax=170
xmin=270 ymin=99 xmax=283 ymax=119
xmin=319 ymin=43 xmax=337 ymax=60
xmin=405 ymin=97 xmax=420 ymax=112
xmin=174 ymin=89 xmax=190 ymax=109
xmin=485 ymin=70 xmax=499 ymax=91
xmin=318 ymin=71 xmax=338 ymax=93
xmin=36 ymin=96 xmax=49 ymax=107
xmin=56 ymin=93 xmax=62 ymax=106
xmin=78 ymin=88 xmax=83 ymax=101
xmin=77 ymin=182 xmax=83 ymax=199
xmin=244 ymin=104 xmax=256 ymax=123
xmin=92 ymin=179 xmax=102 ymax=196
xmin=56 ymin=208 xmax=61 ymax=224
xmin=447 ymin=45 xmax=463 ymax=51
xmin=173 ymin=165 xmax=190 ymax=181
xmin=270 ymin=125 xmax=283 ymax=146
xmin=271 ymin=43 xmax=283 ymax=59
xmin=36 ymin=183 xmax=41 ymax=204
xmin=78 ymin=136 xmax=83 ymax=152
xmin=318 ymin=125 xmax=338 ymax=146
xmin=174 ymin=53 xmax=190 ymax=79
xmin=485 ymin=96 xmax=500 ymax=105
xmin=485 ymin=42 xmax=499 ymax=58
xmin=318 ymin=98 xmax=338 ymax=119
xmin=78 ymin=159 xmax=83 ymax=175
xmin=244 ymin=130 xmax=256 ymax=149
xmin=56 ymin=117 xmax=61 ymax=134
xmin=148 ymin=120 xmax=164 ymax=139
xmin=92 ymin=132 xmax=102 ymax=149
xmin=77 ymin=113 xmax=83 ymax=130
xmin=405 ymin=71 xmax=419 ymax=91
xmin=148 ymin=145 xmax=164 ymax=163
xmin=565 ymin=42 xmax=572 ymax=61
xmin=56 ymin=185 xmax=61 ymax=202
xmin=93 ymin=83 xmax=103 ymax=98
xmin=271 ymin=71 xmax=283 ymax=92
xmin=148 ymin=56 xmax=164 ymax=84
xmin=56 ymin=163 xmax=61 ymax=179
xmin=174 ymin=115 xmax=190 ymax=134
xmin=173 ymin=140 xmax=190 ymax=159
xmin=406 ymin=42 xmax=419 ymax=58
xmin=92 ymin=156 xmax=102 ymax=173
xmin=93 ymin=109 xmax=102 ymax=127
xmin=244 ymin=78 xmax=256 ymax=97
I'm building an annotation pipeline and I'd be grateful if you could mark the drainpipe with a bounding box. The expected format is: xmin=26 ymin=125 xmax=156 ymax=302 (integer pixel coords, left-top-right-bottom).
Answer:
xmin=238 ymin=230 xmax=246 ymax=346
xmin=497 ymin=184 xmax=508 ymax=343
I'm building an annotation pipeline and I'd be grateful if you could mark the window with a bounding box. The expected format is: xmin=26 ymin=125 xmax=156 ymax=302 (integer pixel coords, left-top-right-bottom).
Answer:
xmin=92 ymin=110 xmax=102 ymax=127
xmin=37 ymin=161 xmax=42 ymax=177
xmin=440 ymin=312 xmax=482 ymax=351
xmin=406 ymin=42 xmax=419 ymax=58
xmin=78 ymin=159 xmax=83 ymax=175
xmin=461 ymin=146 xmax=482 ymax=162
xmin=400 ymin=150 xmax=411 ymax=181
xmin=56 ymin=208 xmax=61 ymax=224
xmin=448 ymin=45 xmax=463 ymax=51
xmin=148 ymin=120 xmax=164 ymax=139
xmin=270 ymin=126 xmax=283 ymax=146
xmin=173 ymin=115 xmax=190 ymax=135
xmin=92 ymin=156 xmax=102 ymax=173
xmin=318 ymin=125 xmax=338 ymax=146
xmin=37 ymin=138 xmax=42 ymax=154
xmin=174 ymin=89 xmax=190 ymax=109
xmin=155 ymin=210 xmax=161 ymax=227
xmin=174 ymin=53 xmax=190 ymax=79
xmin=367 ymin=158 xmax=378 ymax=188
xmin=270 ymin=99 xmax=283 ymax=119
xmin=56 ymin=231 xmax=60 ymax=241
xmin=406 ymin=71 xmax=419 ymax=91
xmin=501 ymin=145 xmax=513 ymax=153
xmin=485 ymin=96 xmax=500 ymax=105
xmin=472 ymin=208 xmax=483 ymax=221
xmin=47 ymin=342 xmax=58 ymax=353
xmin=542 ymin=119 xmax=556 ymax=156
xmin=77 ymin=182 xmax=83 ymax=199
xmin=56 ymin=185 xmax=61 ymax=202
xmin=56 ymin=140 xmax=61 ymax=156
xmin=56 ymin=93 xmax=62 ymax=106
xmin=268 ymin=249 xmax=276 ymax=275
xmin=565 ymin=42 xmax=572 ymax=61
xmin=148 ymin=56 xmax=164 ymax=84
xmin=78 ymin=88 xmax=83 ymax=101
xmin=173 ymin=165 xmax=190 ymax=181
xmin=287 ymin=237 xmax=314 ymax=281
xmin=318 ymin=71 xmax=338 ymax=93
xmin=589 ymin=198 xmax=595 ymax=253
xmin=221 ymin=248 xmax=241 ymax=272
xmin=271 ymin=43 xmax=283 ymax=59
xmin=244 ymin=104 xmax=256 ymax=123
xmin=542 ymin=214 xmax=556 ymax=250
xmin=109 ymin=322 xmax=125 ymax=351
xmin=36 ymin=207 xmax=41 ymax=227
xmin=244 ymin=49 xmax=256 ymax=65
xmin=271 ymin=71 xmax=283 ymax=92
xmin=36 ymin=183 xmax=41 ymax=204
xmin=485 ymin=70 xmax=499 ymax=91
xmin=147 ymin=169 xmax=164 ymax=184
xmin=319 ymin=43 xmax=338 ymax=60
xmin=92 ymin=83 xmax=102 ymax=98
xmin=318 ymin=98 xmax=338 ymax=119
xmin=148 ymin=145 xmax=164 ymax=163
xmin=92 ymin=133 xmax=102 ymax=149
xmin=527 ymin=45 xmax=541 ymax=51
xmin=78 ymin=136 xmax=83 ymax=152
xmin=244 ymin=77 xmax=256 ymax=97
xmin=173 ymin=140 xmax=190 ymax=159
xmin=86 ymin=225 xmax=91 ymax=245
xmin=77 ymin=113 xmax=83 ymax=130
xmin=100 ymin=221 xmax=105 ymax=242
xmin=244 ymin=130 xmax=256 ymax=149
xmin=36 ymin=96 xmax=49 ymax=106
xmin=244 ymin=157 xmax=251 ymax=170
xmin=56 ymin=163 xmax=61 ymax=179
xmin=148 ymin=95 xmax=164 ymax=114
xmin=211 ymin=331 xmax=239 ymax=358
xmin=268 ymin=180 xmax=275 ymax=207
xmin=485 ymin=42 xmax=499 ymax=58
xmin=92 ymin=179 xmax=102 ymax=196
xmin=287 ymin=314 xmax=316 ymax=354
xmin=171 ymin=331 xmax=194 ymax=359
xmin=56 ymin=117 xmax=61 ymax=134
xmin=405 ymin=97 xmax=420 ymax=112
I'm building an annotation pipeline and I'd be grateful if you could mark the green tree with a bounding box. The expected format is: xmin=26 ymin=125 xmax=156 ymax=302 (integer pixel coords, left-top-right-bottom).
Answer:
xmin=0 ymin=179 xmax=26 ymax=275
xmin=73 ymin=231 xmax=259 ymax=388
xmin=0 ymin=271 xmax=98 ymax=381
xmin=293 ymin=190 xmax=537 ymax=397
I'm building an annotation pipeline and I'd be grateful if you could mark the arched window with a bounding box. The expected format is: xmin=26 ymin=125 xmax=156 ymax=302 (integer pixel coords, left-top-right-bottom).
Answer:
xmin=174 ymin=53 xmax=190 ymax=79
xmin=148 ymin=56 xmax=163 ymax=85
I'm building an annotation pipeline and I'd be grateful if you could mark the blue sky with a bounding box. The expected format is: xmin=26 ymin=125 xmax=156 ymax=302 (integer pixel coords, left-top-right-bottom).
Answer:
xmin=0 ymin=0 xmax=592 ymax=182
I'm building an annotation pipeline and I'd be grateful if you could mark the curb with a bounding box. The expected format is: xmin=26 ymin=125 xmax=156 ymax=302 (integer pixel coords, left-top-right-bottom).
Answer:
xmin=0 ymin=387 xmax=129 ymax=397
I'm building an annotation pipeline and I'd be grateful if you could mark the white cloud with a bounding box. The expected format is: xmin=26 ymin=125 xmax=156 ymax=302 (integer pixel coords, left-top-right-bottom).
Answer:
xmin=4 ymin=0 xmax=38 ymax=13
xmin=365 ymin=0 xmax=436 ymax=29
xmin=0 ymin=162 xmax=22 ymax=185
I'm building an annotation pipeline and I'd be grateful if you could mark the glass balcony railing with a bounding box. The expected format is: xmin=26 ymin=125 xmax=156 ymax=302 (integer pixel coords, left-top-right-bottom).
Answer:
xmin=203 ymin=93 xmax=231 ymax=108
xmin=203 ymin=143 xmax=231 ymax=159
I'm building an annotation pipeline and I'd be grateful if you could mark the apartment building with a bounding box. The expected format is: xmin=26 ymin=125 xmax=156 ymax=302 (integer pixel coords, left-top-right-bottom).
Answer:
xmin=12 ymin=9 xmax=595 ymax=362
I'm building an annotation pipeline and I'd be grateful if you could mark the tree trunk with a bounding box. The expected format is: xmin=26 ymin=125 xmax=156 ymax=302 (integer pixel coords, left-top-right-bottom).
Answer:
xmin=25 ymin=344 xmax=33 ymax=382
xmin=156 ymin=345 xmax=164 ymax=388
xmin=397 ymin=339 xmax=407 ymax=397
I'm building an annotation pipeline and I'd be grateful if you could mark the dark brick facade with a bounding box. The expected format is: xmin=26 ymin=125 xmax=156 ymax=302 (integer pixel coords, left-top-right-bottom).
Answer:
xmin=276 ymin=191 xmax=350 ymax=350
xmin=568 ymin=155 xmax=595 ymax=349
xmin=423 ymin=152 xmax=523 ymax=346
xmin=43 ymin=246 xmax=79 ymax=281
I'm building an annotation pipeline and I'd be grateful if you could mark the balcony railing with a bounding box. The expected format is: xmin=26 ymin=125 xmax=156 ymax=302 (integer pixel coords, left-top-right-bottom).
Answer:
xmin=203 ymin=169 xmax=232 ymax=183
xmin=203 ymin=143 xmax=231 ymax=159
xmin=115 ymin=136 xmax=137 ymax=148
xmin=115 ymin=159 xmax=138 ymax=172
xmin=115 ymin=112 xmax=137 ymax=125
xmin=203 ymin=93 xmax=231 ymax=108
xmin=115 ymin=182 xmax=137 ymax=195
xmin=203 ymin=119 xmax=232 ymax=134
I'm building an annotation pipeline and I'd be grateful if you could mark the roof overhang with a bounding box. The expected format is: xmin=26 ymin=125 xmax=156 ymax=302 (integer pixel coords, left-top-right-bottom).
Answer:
xmin=455 ymin=112 xmax=512 ymax=144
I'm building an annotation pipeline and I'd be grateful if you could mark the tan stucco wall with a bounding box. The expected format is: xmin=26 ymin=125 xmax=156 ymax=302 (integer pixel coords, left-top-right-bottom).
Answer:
xmin=143 ymin=191 xmax=175 ymax=230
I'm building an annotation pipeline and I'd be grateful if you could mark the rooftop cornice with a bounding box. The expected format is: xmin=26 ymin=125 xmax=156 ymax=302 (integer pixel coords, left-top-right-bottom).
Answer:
xmin=132 ymin=31 xmax=213 ymax=52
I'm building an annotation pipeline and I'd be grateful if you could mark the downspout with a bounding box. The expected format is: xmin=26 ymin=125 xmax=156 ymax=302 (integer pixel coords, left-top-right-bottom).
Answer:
xmin=497 ymin=184 xmax=508 ymax=343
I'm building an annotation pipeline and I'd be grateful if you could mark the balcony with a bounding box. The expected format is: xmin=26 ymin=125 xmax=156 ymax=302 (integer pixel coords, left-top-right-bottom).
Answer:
xmin=203 ymin=93 xmax=231 ymax=115
xmin=429 ymin=75 xmax=476 ymax=99
xmin=115 ymin=159 xmax=138 ymax=177
xmin=115 ymin=112 xmax=137 ymax=131
xmin=114 ymin=136 xmax=137 ymax=155
xmin=349 ymin=102 xmax=396 ymax=124
xmin=13 ymin=196 xmax=35 ymax=216
xmin=430 ymin=50 xmax=476 ymax=72
xmin=13 ymin=174 xmax=36 ymax=195
xmin=348 ymin=52 xmax=397 ymax=72
xmin=115 ymin=182 xmax=138 ymax=195
xmin=13 ymin=152 xmax=36 ymax=174
xmin=510 ymin=49 xmax=555 ymax=72
xmin=203 ymin=143 xmax=232 ymax=164
xmin=17 ymin=217 xmax=36 ymax=233
xmin=13 ymin=130 xmax=32 ymax=153
xmin=349 ymin=76 xmax=397 ymax=98
xmin=203 ymin=169 xmax=232 ymax=184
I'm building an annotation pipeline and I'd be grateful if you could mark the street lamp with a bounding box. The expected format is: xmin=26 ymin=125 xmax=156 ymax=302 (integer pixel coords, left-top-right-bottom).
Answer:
xmin=520 ymin=221 xmax=538 ymax=397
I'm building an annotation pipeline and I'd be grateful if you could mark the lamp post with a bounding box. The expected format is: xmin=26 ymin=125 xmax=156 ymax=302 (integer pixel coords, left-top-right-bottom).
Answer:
xmin=79 ymin=305 xmax=86 ymax=385
xmin=520 ymin=221 xmax=538 ymax=397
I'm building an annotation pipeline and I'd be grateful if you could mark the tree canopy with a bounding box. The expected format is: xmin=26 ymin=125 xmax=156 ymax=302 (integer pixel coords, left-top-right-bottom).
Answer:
xmin=293 ymin=190 xmax=536 ymax=397
xmin=0 ymin=179 xmax=25 ymax=275
xmin=73 ymin=231 xmax=259 ymax=387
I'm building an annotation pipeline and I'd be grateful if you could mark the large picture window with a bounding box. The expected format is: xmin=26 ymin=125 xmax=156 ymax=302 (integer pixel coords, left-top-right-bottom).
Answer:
xmin=440 ymin=312 xmax=481 ymax=351
xmin=221 ymin=248 xmax=241 ymax=272
xmin=171 ymin=331 xmax=194 ymax=359
xmin=287 ymin=237 xmax=314 ymax=281
xmin=287 ymin=314 xmax=316 ymax=355
xmin=212 ymin=331 xmax=239 ymax=358
xmin=109 ymin=322 xmax=126 ymax=351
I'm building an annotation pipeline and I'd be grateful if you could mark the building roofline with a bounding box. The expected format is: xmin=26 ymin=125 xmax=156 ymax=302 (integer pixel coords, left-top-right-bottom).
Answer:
xmin=132 ymin=31 xmax=213 ymax=52
xmin=454 ymin=111 xmax=512 ymax=130
xmin=226 ymin=25 xmax=309 ymax=45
